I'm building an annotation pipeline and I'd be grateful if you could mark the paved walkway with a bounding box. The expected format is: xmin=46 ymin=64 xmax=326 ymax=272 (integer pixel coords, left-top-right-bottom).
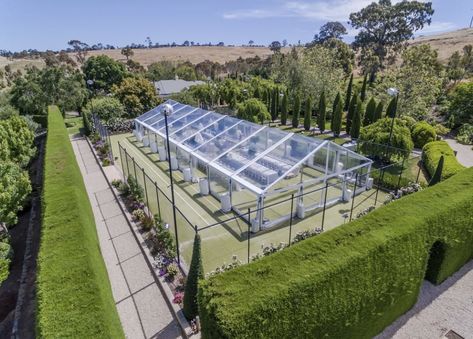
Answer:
xmin=71 ymin=137 xmax=181 ymax=339
xmin=444 ymin=138 xmax=473 ymax=168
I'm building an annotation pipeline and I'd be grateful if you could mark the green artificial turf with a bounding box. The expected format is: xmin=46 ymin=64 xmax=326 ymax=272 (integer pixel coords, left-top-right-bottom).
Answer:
xmin=199 ymin=166 xmax=473 ymax=338
xmin=36 ymin=106 xmax=123 ymax=338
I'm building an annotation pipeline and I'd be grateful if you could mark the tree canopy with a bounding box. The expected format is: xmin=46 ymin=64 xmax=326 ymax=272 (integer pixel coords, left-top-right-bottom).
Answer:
xmin=82 ymin=55 xmax=127 ymax=92
xmin=313 ymin=21 xmax=348 ymax=44
xmin=111 ymin=77 xmax=160 ymax=117
xmin=237 ymin=98 xmax=270 ymax=124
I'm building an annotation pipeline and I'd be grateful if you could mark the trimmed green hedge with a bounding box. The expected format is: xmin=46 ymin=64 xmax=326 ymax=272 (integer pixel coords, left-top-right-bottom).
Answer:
xmin=422 ymin=141 xmax=464 ymax=180
xmin=37 ymin=106 xmax=123 ymax=338
xmin=198 ymin=167 xmax=473 ymax=339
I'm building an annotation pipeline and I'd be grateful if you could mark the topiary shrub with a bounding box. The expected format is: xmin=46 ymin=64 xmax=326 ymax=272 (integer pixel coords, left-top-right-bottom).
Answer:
xmin=412 ymin=121 xmax=437 ymax=148
xmin=183 ymin=232 xmax=204 ymax=320
xmin=422 ymin=141 xmax=464 ymax=180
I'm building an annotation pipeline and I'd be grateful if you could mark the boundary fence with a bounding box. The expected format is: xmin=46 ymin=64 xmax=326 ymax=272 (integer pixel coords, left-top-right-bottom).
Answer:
xmin=117 ymin=140 xmax=423 ymax=271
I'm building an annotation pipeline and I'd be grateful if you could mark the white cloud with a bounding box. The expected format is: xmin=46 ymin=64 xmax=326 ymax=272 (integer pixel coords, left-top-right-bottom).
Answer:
xmin=417 ymin=21 xmax=458 ymax=35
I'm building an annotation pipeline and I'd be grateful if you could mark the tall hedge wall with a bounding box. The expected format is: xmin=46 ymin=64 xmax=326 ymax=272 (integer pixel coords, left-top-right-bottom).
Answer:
xmin=422 ymin=140 xmax=464 ymax=180
xmin=37 ymin=106 xmax=123 ymax=338
xmin=198 ymin=167 xmax=473 ymax=339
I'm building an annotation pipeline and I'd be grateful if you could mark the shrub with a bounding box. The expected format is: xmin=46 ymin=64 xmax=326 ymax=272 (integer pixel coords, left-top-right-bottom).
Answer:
xmin=140 ymin=214 xmax=154 ymax=231
xmin=449 ymin=82 xmax=473 ymax=125
xmin=183 ymin=233 xmax=204 ymax=320
xmin=83 ymin=96 xmax=126 ymax=123
xmin=111 ymin=179 xmax=122 ymax=188
xmin=132 ymin=208 xmax=146 ymax=222
xmin=411 ymin=121 xmax=437 ymax=148
xmin=37 ymin=106 xmax=123 ymax=338
xmin=0 ymin=241 xmax=12 ymax=260
xmin=433 ymin=124 xmax=450 ymax=136
xmin=102 ymin=158 xmax=110 ymax=167
xmin=127 ymin=176 xmax=144 ymax=202
xmin=198 ymin=167 xmax=473 ymax=339
xmin=166 ymin=263 xmax=179 ymax=280
xmin=456 ymin=123 xmax=473 ymax=145
xmin=422 ymin=141 xmax=464 ymax=180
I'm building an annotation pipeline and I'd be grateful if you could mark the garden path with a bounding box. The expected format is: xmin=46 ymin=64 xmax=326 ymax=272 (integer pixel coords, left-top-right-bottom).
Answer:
xmin=71 ymin=137 xmax=182 ymax=339
xmin=445 ymin=137 xmax=473 ymax=167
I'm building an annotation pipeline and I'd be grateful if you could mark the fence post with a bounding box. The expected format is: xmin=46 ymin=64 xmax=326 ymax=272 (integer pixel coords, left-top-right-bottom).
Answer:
xmin=155 ymin=181 xmax=161 ymax=218
xmin=142 ymin=168 xmax=150 ymax=216
xmin=374 ymin=168 xmax=384 ymax=206
xmin=132 ymin=157 xmax=137 ymax=179
xmin=247 ymin=208 xmax=251 ymax=264
xmin=397 ymin=157 xmax=406 ymax=190
xmin=321 ymin=182 xmax=329 ymax=231
xmin=125 ymin=149 xmax=130 ymax=180
xmin=119 ymin=142 xmax=125 ymax=180
xmin=349 ymin=172 xmax=359 ymax=222
xmin=288 ymin=194 xmax=294 ymax=246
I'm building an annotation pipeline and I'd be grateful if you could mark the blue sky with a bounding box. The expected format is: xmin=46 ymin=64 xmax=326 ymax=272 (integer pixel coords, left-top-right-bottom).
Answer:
xmin=0 ymin=0 xmax=471 ymax=51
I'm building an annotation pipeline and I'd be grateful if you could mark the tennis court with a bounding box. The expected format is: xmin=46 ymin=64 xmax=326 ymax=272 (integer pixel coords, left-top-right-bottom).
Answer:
xmin=111 ymin=133 xmax=388 ymax=272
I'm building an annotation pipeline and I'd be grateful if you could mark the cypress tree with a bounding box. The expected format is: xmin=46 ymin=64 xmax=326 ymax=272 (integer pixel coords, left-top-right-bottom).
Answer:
xmin=332 ymin=99 xmax=343 ymax=137
xmin=254 ymin=86 xmax=261 ymax=99
xmin=386 ymin=96 xmax=398 ymax=118
xmin=317 ymin=91 xmax=326 ymax=133
xmin=271 ymin=87 xmax=277 ymax=121
xmin=266 ymin=88 xmax=271 ymax=110
xmin=363 ymin=97 xmax=376 ymax=126
xmin=360 ymin=74 xmax=368 ymax=102
xmin=281 ymin=90 xmax=288 ymax=125
xmin=183 ymin=232 xmax=204 ymax=320
xmin=303 ymin=97 xmax=312 ymax=131
xmin=344 ymin=73 xmax=353 ymax=111
xmin=332 ymin=92 xmax=341 ymax=123
xmin=374 ymin=101 xmax=384 ymax=122
xmin=429 ymin=155 xmax=444 ymax=186
xmin=292 ymin=93 xmax=301 ymax=128
xmin=350 ymin=98 xmax=363 ymax=139
xmin=346 ymin=90 xmax=358 ymax=134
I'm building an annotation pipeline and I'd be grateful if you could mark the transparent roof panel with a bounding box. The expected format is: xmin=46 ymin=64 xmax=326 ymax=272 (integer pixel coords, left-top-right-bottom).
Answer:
xmin=182 ymin=116 xmax=240 ymax=150
xmin=172 ymin=112 xmax=223 ymax=143
xmin=160 ymin=108 xmax=209 ymax=135
xmin=149 ymin=105 xmax=196 ymax=129
xmin=194 ymin=121 xmax=263 ymax=161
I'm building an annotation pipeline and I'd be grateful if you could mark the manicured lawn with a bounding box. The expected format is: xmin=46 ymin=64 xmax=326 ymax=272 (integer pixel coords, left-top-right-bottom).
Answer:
xmin=37 ymin=106 xmax=123 ymax=338
xmin=64 ymin=114 xmax=84 ymax=135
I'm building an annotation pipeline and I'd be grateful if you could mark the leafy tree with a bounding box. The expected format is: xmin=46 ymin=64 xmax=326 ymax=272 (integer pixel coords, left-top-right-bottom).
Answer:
xmin=374 ymin=101 xmax=384 ymax=122
xmin=280 ymin=90 xmax=288 ymax=125
xmin=449 ymin=82 xmax=473 ymax=125
xmin=121 ymin=47 xmax=134 ymax=61
xmin=0 ymin=115 xmax=36 ymax=167
xmin=317 ymin=91 xmax=326 ymax=133
xmin=412 ymin=121 xmax=437 ymax=148
xmin=322 ymin=39 xmax=355 ymax=76
xmin=82 ymin=55 xmax=127 ymax=92
xmin=83 ymin=97 xmax=126 ymax=122
xmin=10 ymin=75 xmax=46 ymax=115
xmin=331 ymin=99 xmax=343 ymax=137
xmin=351 ymin=99 xmax=363 ymax=139
xmin=313 ymin=21 xmax=348 ymax=44
xmin=269 ymin=41 xmax=282 ymax=53
xmin=175 ymin=64 xmax=197 ymax=81
xmin=346 ymin=90 xmax=358 ymax=134
xmin=68 ymin=40 xmax=89 ymax=64
xmin=0 ymin=161 xmax=31 ymax=226
xmin=428 ymin=155 xmax=444 ymax=186
xmin=364 ymin=97 xmax=376 ymax=126
xmin=303 ymin=97 xmax=312 ymax=131
xmin=386 ymin=96 xmax=397 ymax=118
xmin=360 ymin=74 xmax=368 ymax=102
xmin=292 ymin=93 xmax=301 ymax=128
xmin=237 ymin=98 xmax=270 ymax=124
xmin=462 ymin=45 xmax=473 ymax=75
xmin=446 ymin=51 xmax=465 ymax=83
xmin=359 ymin=118 xmax=414 ymax=162
xmin=183 ymin=232 xmax=204 ymax=320
xmin=344 ymin=73 xmax=353 ymax=111
xmin=349 ymin=0 xmax=434 ymax=80
xmin=146 ymin=61 xmax=175 ymax=81
xmin=111 ymin=77 xmax=160 ymax=117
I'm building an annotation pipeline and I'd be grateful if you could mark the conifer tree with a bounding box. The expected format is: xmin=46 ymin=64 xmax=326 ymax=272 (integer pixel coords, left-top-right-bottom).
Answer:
xmin=317 ymin=91 xmax=326 ymax=133
xmin=280 ymin=90 xmax=288 ymax=125
xmin=360 ymin=74 xmax=368 ymax=102
xmin=363 ymin=97 xmax=376 ymax=126
xmin=386 ymin=96 xmax=398 ymax=118
xmin=304 ymin=96 xmax=312 ymax=131
xmin=183 ymin=232 xmax=204 ymax=320
xmin=292 ymin=92 xmax=301 ymax=128
xmin=332 ymin=92 xmax=341 ymax=122
xmin=374 ymin=101 xmax=384 ymax=122
xmin=344 ymin=73 xmax=353 ymax=111
xmin=346 ymin=90 xmax=358 ymax=134
xmin=332 ymin=99 xmax=343 ymax=137
xmin=350 ymin=98 xmax=363 ymax=139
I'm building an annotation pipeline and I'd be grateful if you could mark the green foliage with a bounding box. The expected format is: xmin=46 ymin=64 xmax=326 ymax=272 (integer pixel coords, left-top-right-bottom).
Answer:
xmin=332 ymin=92 xmax=341 ymax=119
xmin=317 ymin=91 xmax=326 ymax=133
xmin=359 ymin=118 xmax=414 ymax=162
xmin=0 ymin=161 xmax=31 ymax=226
xmin=83 ymin=96 xmax=125 ymax=123
xmin=360 ymin=74 xmax=368 ymax=102
xmin=303 ymin=96 xmax=312 ymax=131
xmin=82 ymin=55 xmax=127 ymax=92
xmin=374 ymin=101 xmax=384 ymax=123
xmin=198 ymin=167 xmax=473 ymax=339
xmin=422 ymin=141 xmax=464 ymax=180
xmin=456 ymin=123 xmax=473 ymax=145
xmin=146 ymin=60 xmax=175 ymax=81
xmin=112 ymin=77 xmax=160 ymax=117
xmin=346 ymin=90 xmax=358 ymax=134
xmin=127 ymin=176 xmax=144 ymax=202
xmin=411 ymin=121 xmax=437 ymax=148
xmin=386 ymin=96 xmax=397 ymax=118
xmin=292 ymin=93 xmax=301 ymax=128
xmin=0 ymin=115 xmax=36 ymax=167
xmin=363 ymin=97 xmax=376 ymax=126
xmin=237 ymin=98 xmax=270 ymax=124
xmin=350 ymin=98 xmax=362 ymax=139
xmin=37 ymin=106 xmax=123 ymax=338
xmin=428 ymin=155 xmax=444 ymax=186
xmin=280 ymin=90 xmax=288 ymax=125
xmin=176 ymin=64 xmax=198 ymax=81
xmin=331 ymin=99 xmax=343 ymax=137
xmin=270 ymin=87 xmax=278 ymax=121
xmin=344 ymin=73 xmax=353 ymax=111
xmin=449 ymin=82 xmax=473 ymax=125
xmin=183 ymin=233 xmax=204 ymax=320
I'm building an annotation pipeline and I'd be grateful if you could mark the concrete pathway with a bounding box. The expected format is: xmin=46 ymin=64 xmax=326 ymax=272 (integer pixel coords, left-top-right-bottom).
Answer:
xmin=444 ymin=138 xmax=473 ymax=167
xmin=377 ymin=260 xmax=473 ymax=339
xmin=71 ymin=137 xmax=182 ymax=339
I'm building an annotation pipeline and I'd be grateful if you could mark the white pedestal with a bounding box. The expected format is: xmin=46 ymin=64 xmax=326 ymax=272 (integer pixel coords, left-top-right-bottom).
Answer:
xmin=158 ymin=146 xmax=166 ymax=161
xmin=150 ymin=142 xmax=158 ymax=153
xmin=367 ymin=178 xmax=374 ymax=190
xmin=143 ymin=137 xmax=150 ymax=147
xmin=199 ymin=178 xmax=209 ymax=195
xmin=296 ymin=202 xmax=305 ymax=219
xmin=220 ymin=192 xmax=231 ymax=212
xmin=170 ymin=156 xmax=178 ymax=170
xmin=336 ymin=162 xmax=344 ymax=175
xmin=137 ymin=132 xmax=144 ymax=142
xmin=342 ymin=188 xmax=352 ymax=202
xmin=183 ymin=168 xmax=192 ymax=182
xmin=251 ymin=218 xmax=260 ymax=233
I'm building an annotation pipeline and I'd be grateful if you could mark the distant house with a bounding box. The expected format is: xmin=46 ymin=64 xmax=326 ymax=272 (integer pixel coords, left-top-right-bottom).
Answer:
xmin=154 ymin=78 xmax=204 ymax=97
